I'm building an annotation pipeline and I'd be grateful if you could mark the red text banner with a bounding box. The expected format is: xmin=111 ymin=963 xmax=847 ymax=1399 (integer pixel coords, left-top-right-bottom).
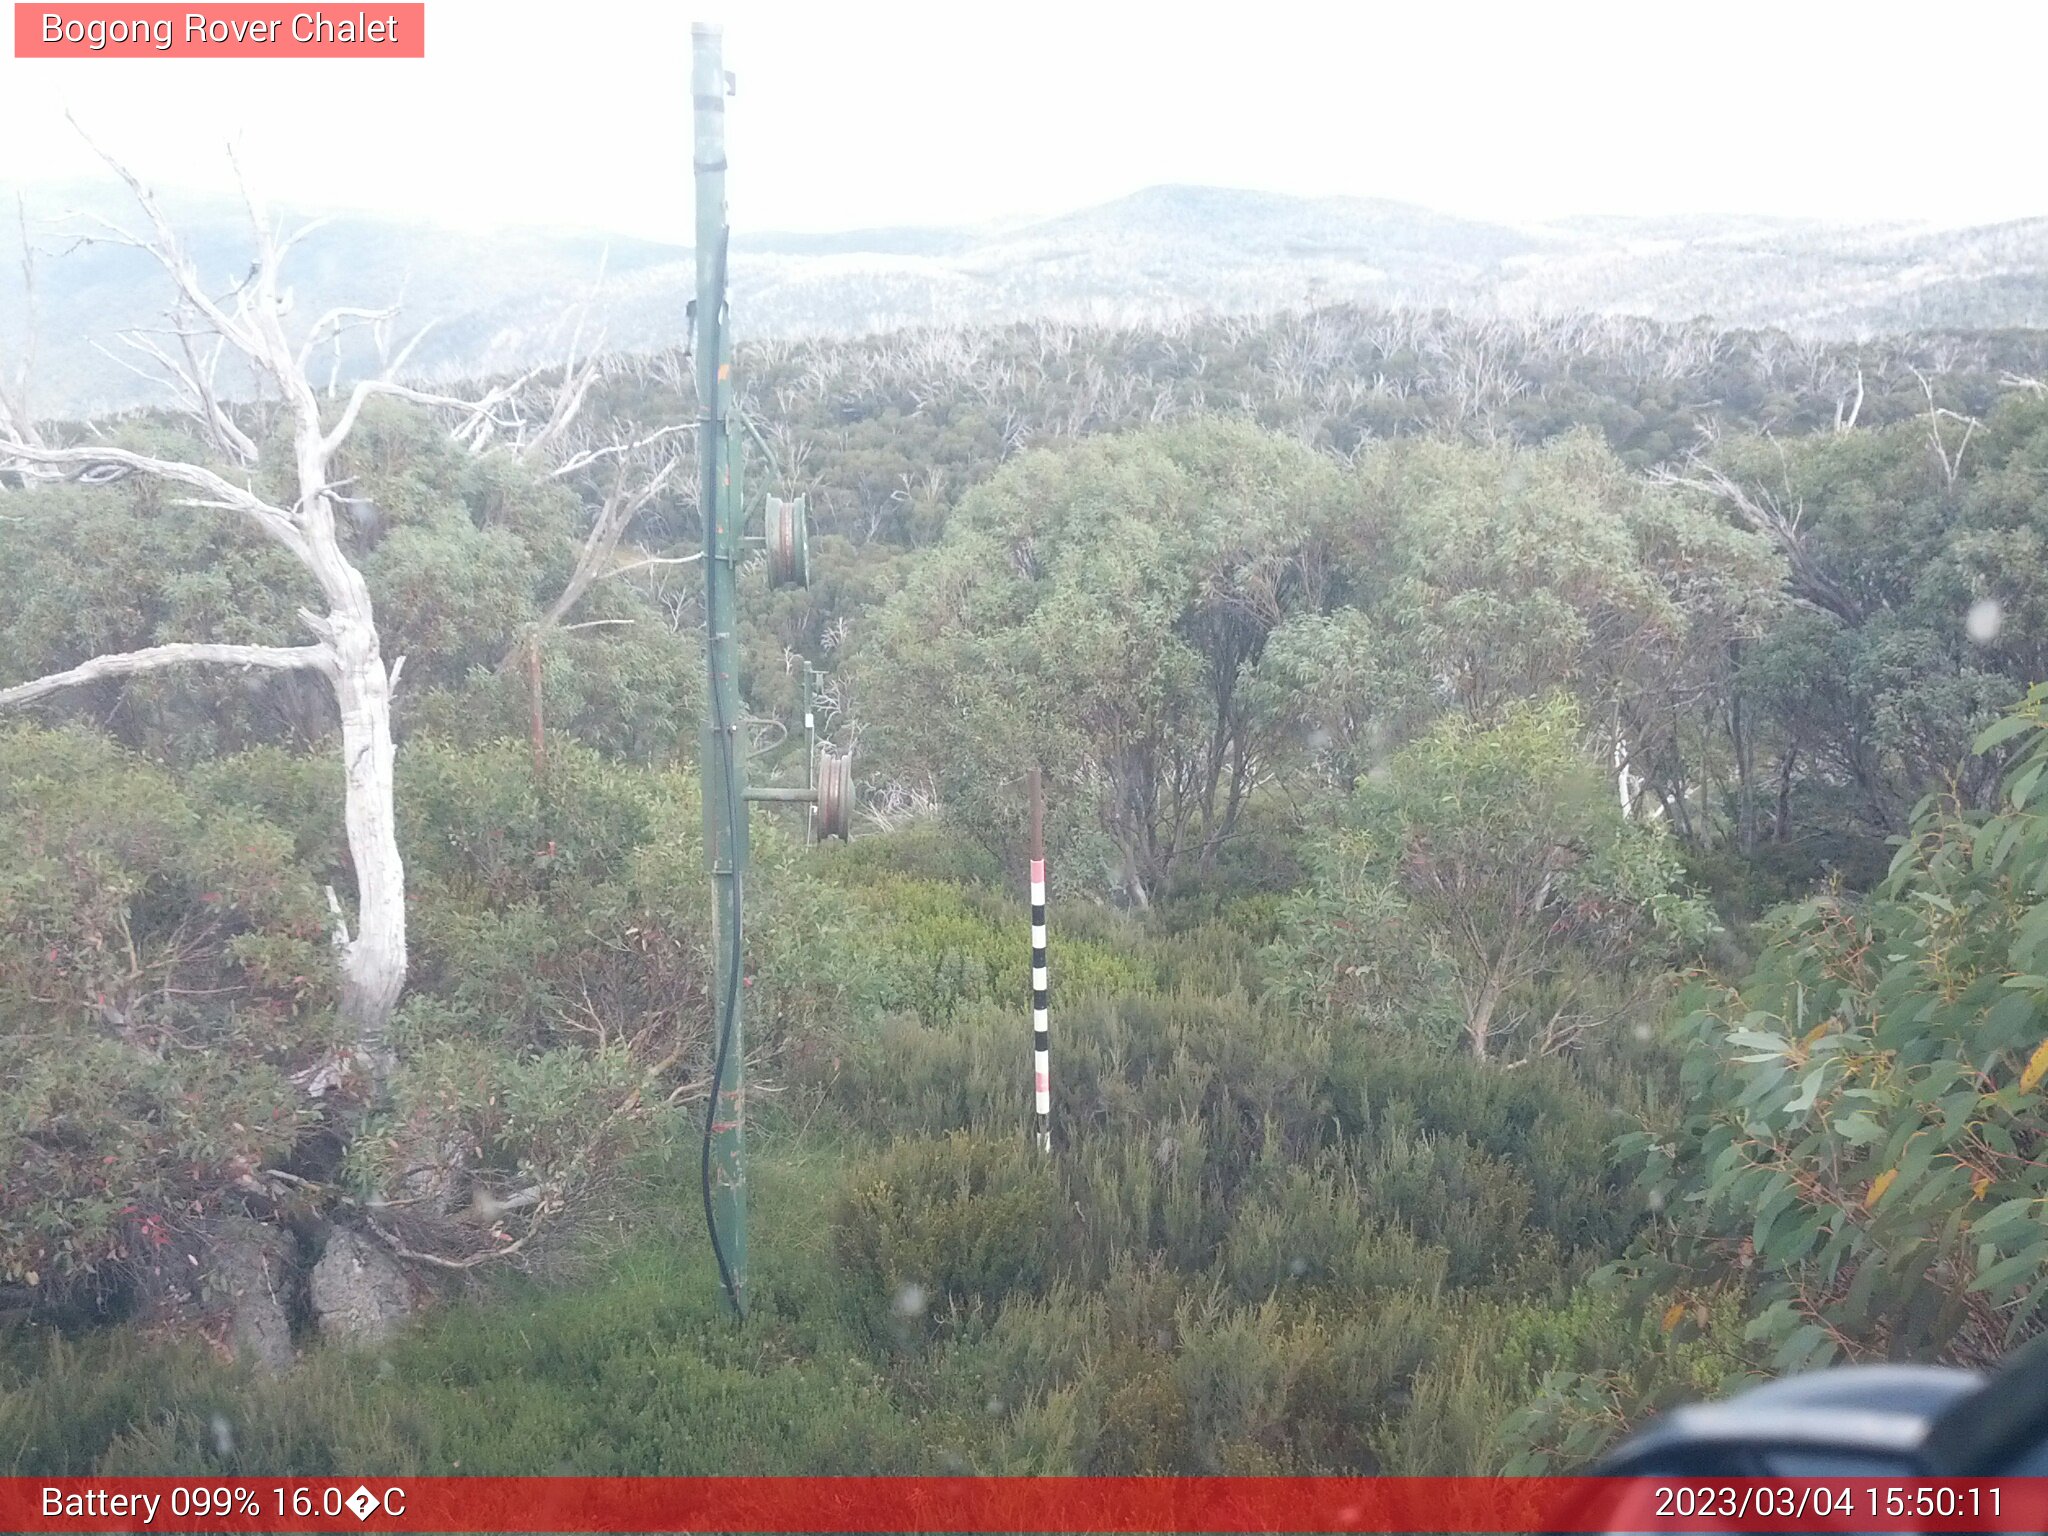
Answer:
xmin=6 ymin=1476 xmax=2048 ymax=1533
xmin=14 ymin=5 xmax=425 ymax=57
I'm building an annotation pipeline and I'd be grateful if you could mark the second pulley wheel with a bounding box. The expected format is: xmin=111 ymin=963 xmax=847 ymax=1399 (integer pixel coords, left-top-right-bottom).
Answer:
xmin=766 ymin=494 xmax=810 ymax=588
xmin=815 ymin=747 xmax=852 ymax=841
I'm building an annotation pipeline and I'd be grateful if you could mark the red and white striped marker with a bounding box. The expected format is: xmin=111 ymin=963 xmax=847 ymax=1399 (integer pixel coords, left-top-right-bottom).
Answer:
xmin=1030 ymin=856 xmax=1050 ymax=1152
xmin=1028 ymin=768 xmax=1050 ymax=1152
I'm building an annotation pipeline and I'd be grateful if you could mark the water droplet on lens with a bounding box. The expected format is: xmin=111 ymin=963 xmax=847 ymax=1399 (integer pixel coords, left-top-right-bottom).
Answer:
xmin=1967 ymin=598 xmax=2003 ymax=644
xmin=892 ymin=1282 xmax=927 ymax=1317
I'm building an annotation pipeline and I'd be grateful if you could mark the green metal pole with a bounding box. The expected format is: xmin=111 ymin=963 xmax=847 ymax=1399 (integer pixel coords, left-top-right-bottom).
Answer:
xmin=693 ymin=20 xmax=747 ymax=1317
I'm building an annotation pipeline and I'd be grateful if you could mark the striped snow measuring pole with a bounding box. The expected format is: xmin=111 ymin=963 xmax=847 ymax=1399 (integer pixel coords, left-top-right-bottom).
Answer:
xmin=1029 ymin=768 xmax=1051 ymax=1151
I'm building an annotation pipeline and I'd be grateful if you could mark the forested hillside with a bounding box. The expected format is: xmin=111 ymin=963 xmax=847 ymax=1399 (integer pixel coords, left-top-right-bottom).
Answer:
xmin=7 ymin=272 xmax=2048 ymax=1474
xmin=10 ymin=179 xmax=2048 ymax=414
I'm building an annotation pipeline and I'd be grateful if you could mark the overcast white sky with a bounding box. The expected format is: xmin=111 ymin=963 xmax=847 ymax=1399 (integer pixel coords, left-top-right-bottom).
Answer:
xmin=1 ymin=0 xmax=2043 ymax=239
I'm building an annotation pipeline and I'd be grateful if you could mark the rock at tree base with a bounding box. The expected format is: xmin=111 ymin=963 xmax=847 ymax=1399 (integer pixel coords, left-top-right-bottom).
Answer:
xmin=201 ymin=1216 xmax=297 ymax=1375
xmin=310 ymin=1226 xmax=413 ymax=1345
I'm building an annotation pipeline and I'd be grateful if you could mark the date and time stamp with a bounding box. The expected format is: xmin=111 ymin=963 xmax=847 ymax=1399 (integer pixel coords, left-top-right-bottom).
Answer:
xmin=1646 ymin=1482 xmax=2006 ymax=1521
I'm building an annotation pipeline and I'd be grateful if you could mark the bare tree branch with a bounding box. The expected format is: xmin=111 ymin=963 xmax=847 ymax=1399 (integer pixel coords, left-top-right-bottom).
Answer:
xmin=68 ymin=114 xmax=265 ymax=358
xmin=324 ymin=378 xmax=522 ymax=457
xmin=1651 ymin=456 xmax=1861 ymax=623
xmin=1909 ymin=365 xmax=1978 ymax=490
xmin=378 ymin=316 xmax=437 ymax=381
xmin=503 ymin=449 xmax=685 ymax=668
xmin=0 ymin=640 xmax=333 ymax=706
xmin=0 ymin=440 xmax=310 ymax=558
xmin=296 ymin=304 xmax=397 ymax=372
xmin=93 ymin=320 xmax=260 ymax=464
xmin=603 ymin=551 xmax=703 ymax=580
xmin=547 ymin=421 xmax=693 ymax=479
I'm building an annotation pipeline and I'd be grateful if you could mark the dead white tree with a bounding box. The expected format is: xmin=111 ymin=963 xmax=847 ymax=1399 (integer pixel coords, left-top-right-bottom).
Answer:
xmin=1833 ymin=365 xmax=1865 ymax=434
xmin=1909 ymin=365 xmax=1978 ymax=490
xmin=861 ymin=771 xmax=940 ymax=833
xmin=1651 ymin=441 xmax=1862 ymax=624
xmin=500 ymin=425 xmax=691 ymax=671
xmin=0 ymin=135 xmax=512 ymax=1093
xmin=0 ymin=194 xmax=45 ymax=462
xmin=450 ymin=263 xmax=713 ymax=682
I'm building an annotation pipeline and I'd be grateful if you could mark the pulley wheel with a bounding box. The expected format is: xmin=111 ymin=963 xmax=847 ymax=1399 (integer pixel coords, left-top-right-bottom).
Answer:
xmin=816 ymin=747 xmax=852 ymax=841
xmin=766 ymin=494 xmax=810 ymax=588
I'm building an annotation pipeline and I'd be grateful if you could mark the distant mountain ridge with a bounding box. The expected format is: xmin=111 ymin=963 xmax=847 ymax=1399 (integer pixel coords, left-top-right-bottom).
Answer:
xmin=4 ymin=181 xmax=2048 ymax=415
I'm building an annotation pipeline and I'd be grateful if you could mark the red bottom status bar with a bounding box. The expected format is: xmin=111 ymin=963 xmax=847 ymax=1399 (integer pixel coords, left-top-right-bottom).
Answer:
xmin=9 ymin=1476 xmax=2048 ymax=1533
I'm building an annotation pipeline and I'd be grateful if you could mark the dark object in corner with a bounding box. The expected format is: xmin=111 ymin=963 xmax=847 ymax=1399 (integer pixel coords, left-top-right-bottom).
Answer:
xmin=1591 ymin=1335 xmax=2048 ymax=1478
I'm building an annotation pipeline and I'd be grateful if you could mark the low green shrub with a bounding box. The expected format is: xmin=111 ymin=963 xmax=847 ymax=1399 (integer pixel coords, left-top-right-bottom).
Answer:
xmin=0 ymin=725 xmax=335 ymax=1304
xmin=833 ymin=1133 xmax=1064 ymax=1318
